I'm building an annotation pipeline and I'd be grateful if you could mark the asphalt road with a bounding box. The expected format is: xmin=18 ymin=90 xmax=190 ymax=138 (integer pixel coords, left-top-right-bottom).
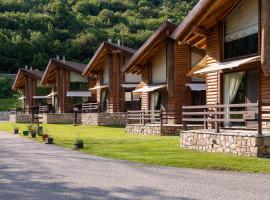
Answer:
xmin=0 ymin=132 xmax=270 ymax=200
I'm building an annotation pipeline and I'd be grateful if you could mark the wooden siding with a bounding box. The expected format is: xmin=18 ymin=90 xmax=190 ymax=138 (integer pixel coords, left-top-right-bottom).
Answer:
xmin=94 ymin=53 xmax=131 ymax=113
xmin=206 ymin=25 xmax=220 ymax=105
xmin=24 ymin=76 xmax=37 ymax=110
xmin=141 ymin=66 xmax=150 ymax=110
xmin=173 ymin=43 xmax=191 ymax=122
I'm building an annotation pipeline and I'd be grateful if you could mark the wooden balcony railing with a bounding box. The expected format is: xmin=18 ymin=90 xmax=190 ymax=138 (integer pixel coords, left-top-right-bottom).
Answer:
xmin=127 ymin=110 xmax=179 ymax=126
xmin=182 ymin=102 xmax=270 ymax=135
xmin=82 ymin=103 xmax=100 ymax=113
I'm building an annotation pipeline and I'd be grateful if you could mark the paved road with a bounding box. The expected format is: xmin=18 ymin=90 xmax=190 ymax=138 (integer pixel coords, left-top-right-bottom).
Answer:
xmin=0 ymin=132 xmax=270 ymax=200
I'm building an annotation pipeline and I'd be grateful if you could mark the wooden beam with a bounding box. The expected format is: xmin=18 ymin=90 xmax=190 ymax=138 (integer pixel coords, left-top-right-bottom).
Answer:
xmin=192 ymin=26 xmax=206 ymax=37
xmin=261 ymin=0 xmax=270 ymax=76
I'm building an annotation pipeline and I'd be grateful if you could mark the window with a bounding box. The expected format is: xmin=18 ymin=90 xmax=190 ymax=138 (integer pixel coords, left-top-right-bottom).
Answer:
xmin=100 ymin=89 xmax=108 ymax=112
xmin=125 ymin=72 xmax=141 ymax=83
xmin=150 ymin=91 xmax=162 ymax=110
xmin=125 ymin=92 xmax=141 ymax=102
xmin=223 ymin=0 xmax=258 ymax=60
xmin=125 ymin=92 xmax=132 ymax=101
xmin=69 ymin=82 xmax=88 ymax=91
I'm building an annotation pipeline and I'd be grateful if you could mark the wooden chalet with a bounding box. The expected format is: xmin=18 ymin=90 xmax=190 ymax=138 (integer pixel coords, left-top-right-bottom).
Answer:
xmin=82 ymin=41 xmax=141 ymax=113
xmin=12 ymin=68 xmax=48 ymax=113
xmin=122 ymin=20 xmax=206 ymax=126
xmin=41 ymin=58 xmax=94 ymax=113
xmin=171 ymin=0 xmax=270 ymax=133
xmin=171 ymin=0 xmax=270 ymax=156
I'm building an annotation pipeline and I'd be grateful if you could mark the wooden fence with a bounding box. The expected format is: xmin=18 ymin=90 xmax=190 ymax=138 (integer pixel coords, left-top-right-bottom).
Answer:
xmin=182 ymin=102 xmax=270 ymax=135
xmin=127 ymin=110 xmax=179 ymax=126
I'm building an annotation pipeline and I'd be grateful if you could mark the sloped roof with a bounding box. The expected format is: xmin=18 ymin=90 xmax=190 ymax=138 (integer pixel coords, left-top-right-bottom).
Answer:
xmin=12 ymin=68 xmax=44 ymax=91
xmin=171 ymin=0 xmax=240 ymax=42
xmin=83 ymin=41 xmax=136 ymax=76
xmin=121 ymin=20 xmax=177 ymax=73
xmin=41 ymin=58 xmax=87 ymax=85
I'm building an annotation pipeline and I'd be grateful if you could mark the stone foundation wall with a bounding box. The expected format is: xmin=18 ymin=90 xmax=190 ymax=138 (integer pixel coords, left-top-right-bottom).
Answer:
xmin=81 ymin=112 xmax=127 ymax=125
xmin=126 ymin=124 xmax=204 ymax=136
xmin=0 ymin=111 xmax=10 ymax=121
xmin=126 ymin=125 xmax=182 ymax=136
xmin=40 ymin=113 xmax=81 ymax=124
xmin=181 ymin=130 xmax=270 ymax=157
xmin=9 ymin=114 xmax=32 ymax=123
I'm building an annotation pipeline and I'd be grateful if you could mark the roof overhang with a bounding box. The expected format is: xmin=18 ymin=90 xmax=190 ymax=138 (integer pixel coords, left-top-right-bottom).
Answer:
xmin=122 ymin=21 xmax=177 ymax=74
xmin=83 ymin=42 xmax=136 ymax=76
xmin=187 ymin=56 xmax=207 ymax=78
xmin=132 ymin=84 xmax=166 ymax=93
xmin=171 ymin=0 xmax=241 ymax=48
xmin=194 ymin=56 xmax=261 ymax=75
xmin=33 ymin=96 xmax=51 ymax=99
xmin=66 ymin=91 xmax=91 ymax=97
xmin=186 ymin=83 xmax=206 ymax=91
xmin=41 ymin=59 xmax=86 ymax=85
xmin=89 ymin=85 xmax=109 ymax=91
xmin=121 ymin=84 xmax=139 ymax=88
xmin=12 ymin=68 xmax=43 ymax=91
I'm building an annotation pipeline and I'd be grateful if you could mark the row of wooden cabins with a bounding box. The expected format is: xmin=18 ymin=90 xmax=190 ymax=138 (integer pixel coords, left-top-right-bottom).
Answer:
xmin=12 ymin=20 xmax=206 ymax=128
xmin=11 ymin=0 xmax=270 ymax=156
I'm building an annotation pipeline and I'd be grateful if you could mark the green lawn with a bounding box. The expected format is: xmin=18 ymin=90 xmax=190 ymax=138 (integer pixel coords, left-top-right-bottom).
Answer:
xmin=1 ymin=122 xmax=270 ymax=173
xmin=0 ymin=98 xmax=17 ymax=111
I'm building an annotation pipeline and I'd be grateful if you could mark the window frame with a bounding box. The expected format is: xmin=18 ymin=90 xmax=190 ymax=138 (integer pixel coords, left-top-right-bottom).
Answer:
xmin=221 ymin=0 xmax=261 ymax=62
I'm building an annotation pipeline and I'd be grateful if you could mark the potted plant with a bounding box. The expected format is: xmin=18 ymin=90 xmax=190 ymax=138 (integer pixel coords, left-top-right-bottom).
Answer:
xmin=23 ymin=125 xmax=29 ymax=136
xmin=28 ymin=124 xmax=36 ymax=138
xmin=13 ymin=126 xmax=19 ymax=134
xmin=42 ymin=134 xmax=49 ymax=141
xmin=42 ymin=127 xmax=49 ymax=141
xmin=74 ymin=138 xmax=84 ymax=149
xmin=36 ymin=126 xmax=43 ymax=136
xmin=45 ymin=136 xmax=54 ymax=144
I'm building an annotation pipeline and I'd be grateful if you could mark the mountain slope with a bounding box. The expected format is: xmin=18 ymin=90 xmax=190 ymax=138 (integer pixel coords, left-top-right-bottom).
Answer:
xmin=0 ymin=0 xmax=198 ymax=73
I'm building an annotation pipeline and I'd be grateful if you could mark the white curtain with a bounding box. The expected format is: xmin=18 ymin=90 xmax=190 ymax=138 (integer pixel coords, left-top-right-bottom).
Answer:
xmin=223 ymin=72 xmax=245 ymax=124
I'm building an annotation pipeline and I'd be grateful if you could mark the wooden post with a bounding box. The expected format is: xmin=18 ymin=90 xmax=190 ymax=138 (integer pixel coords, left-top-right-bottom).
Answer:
xmin=73 ymin=107 xmax=78 ymax=125
xmin=215 ymin=107 xmax=220 ymax=133
xmin=204 ymin=108 xmax=208 ymax=129
xmin=261 ymin=0 xmax=270 ymax=76
xmin=257 ymin=101 xmax=262 ymax=135
xmin=183 ymin=122 xmax=187 ymax=131
xmin=160 ymin=109 xmax=163 ymax=127
xmin=142 ymin=110 xmax=145 ymax=125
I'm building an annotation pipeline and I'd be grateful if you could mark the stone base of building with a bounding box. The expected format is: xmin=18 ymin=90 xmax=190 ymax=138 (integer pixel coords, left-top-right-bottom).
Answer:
xmin=39 ymin=113 xmax=81 ymax=124
xmin=9 ymin=114 xmax=32 ymax=123
xmin=180 ymin=129 xmax=270 ymax=157
xmin=81 ymin=112 xmax=127 ymax=126
xmin=126 ymin=124 xmax=203 ymax=136
xmin=0 ymin=111 xmax=10 ymax=121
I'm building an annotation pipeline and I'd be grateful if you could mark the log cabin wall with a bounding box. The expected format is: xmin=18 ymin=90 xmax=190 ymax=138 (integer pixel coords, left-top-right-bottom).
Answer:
xmin=141 ymin=67 xmax=150 ymax=110
xmin=119 ymin=54 xmax=127 ymax=112
xmin=205 ymin=25 xmax=220 ymax=105
xmin=260 ymin=0 xmax=270 ymax=119
xmin=110 ymin=53 xmax=130 ymax=113
xmin=173 ymin=42 xmax=191 ymax=123
xmin=138 ymin=41 xmax=191 ymax=123
xmin=100 ymin=53 xmax=130 ymax=113
xmin=88 ymin=78 xmax=97 ymax=103
xmin=108 ymin=53 xmax=117 ymax=112
xmin=56 ymin=68 xmax=70 ymax=113
xmin=24 ymin=76 xmax=37 ymax=111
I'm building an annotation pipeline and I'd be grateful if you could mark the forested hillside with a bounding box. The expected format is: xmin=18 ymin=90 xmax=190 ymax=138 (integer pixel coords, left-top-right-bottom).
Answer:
xmin=0 ymin=0 xmax=198 ymax=73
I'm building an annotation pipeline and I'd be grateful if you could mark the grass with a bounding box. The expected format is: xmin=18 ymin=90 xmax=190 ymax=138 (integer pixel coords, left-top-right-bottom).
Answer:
xmin=1 ymin=122 xmax=270 ymax=173
xmin=0 ymin=98 xmax=17 ymax=111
